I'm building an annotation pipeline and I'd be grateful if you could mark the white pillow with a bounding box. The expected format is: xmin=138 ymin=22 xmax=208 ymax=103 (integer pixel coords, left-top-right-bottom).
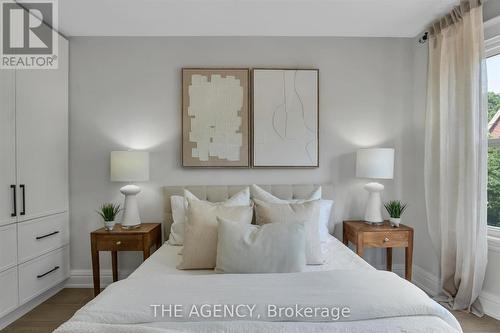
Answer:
xmin=168 ymin=196 xmax=186 ymax=245
xmin=168 ymin=187 xmax=250 ymax=245
xmin=251 ymin=184 xmax=334 ymax=239
xmin=254 ymin=199 xmax=323 ymax=265
xmin=251 ymin=184 xmax=321 ymax=204
xmin=178 ymin=198 xmax=253 ymax=270
xmin=318 ymin=200 xmax=334 ymax=243
xmin=215 ymin=218 xmax=306 ymax=274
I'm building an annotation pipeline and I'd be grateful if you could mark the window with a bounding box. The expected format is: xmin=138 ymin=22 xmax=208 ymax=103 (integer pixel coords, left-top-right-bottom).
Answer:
xmin=487 ymin=53 xmax=500 ymax=227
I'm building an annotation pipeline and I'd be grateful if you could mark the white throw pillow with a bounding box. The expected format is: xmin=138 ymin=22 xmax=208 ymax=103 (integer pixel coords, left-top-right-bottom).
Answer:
xmin=251 ymin=184 xmax=334 ymax=239
xmin=215 ymin=218 xmax=306 ymax=274
xmin=178 ymin=198 xmax=253 ymax=270
xmin=168 ymin=187 xmax=250 ymax=245
xmin=254 ymin=199 xmax=323 ymax=265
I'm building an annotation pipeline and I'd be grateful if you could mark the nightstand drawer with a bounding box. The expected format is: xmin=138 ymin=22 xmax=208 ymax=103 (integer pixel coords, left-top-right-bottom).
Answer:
xmin=95 ymin=234 xmax=143 ymax=251
xmin=364 ymin=231 xmax=409 ymax=248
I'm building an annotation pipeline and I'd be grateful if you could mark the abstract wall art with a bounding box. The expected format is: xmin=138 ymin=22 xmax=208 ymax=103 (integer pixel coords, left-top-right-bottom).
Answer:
xmin=252 ymin=69 xmax=319 ymax=167
xmin=182 ymin=68 xmax=250 ymax=167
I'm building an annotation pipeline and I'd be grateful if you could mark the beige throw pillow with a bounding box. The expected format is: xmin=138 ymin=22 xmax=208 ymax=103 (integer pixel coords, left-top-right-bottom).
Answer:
xmin=178 ymin=198 xmax=253 ymax=269
xmin=254 ymin=199 xmax=323 ymax=265
xmin=168 ymin=187 xmax=250 ymax=246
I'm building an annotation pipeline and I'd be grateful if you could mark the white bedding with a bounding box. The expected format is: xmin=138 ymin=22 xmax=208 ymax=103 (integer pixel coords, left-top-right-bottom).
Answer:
xmin=130 ymin=236 xmax=373 ymax=279
xmin=55 ymin=236 xmax=462 ymax=333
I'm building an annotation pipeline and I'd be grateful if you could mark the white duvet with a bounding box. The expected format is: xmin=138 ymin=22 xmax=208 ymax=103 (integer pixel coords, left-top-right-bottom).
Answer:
xmin=56 ymin=269 xmax=462 ymax=333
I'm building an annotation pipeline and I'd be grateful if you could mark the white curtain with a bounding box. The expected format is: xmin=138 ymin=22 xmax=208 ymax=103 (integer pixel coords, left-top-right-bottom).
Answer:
xmin=424 ymin=0 xmax=488 ymax=315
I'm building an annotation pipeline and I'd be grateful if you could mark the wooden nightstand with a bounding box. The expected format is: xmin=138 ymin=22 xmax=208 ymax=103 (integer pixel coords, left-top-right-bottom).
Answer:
xmin=342 ymin=220 xmax=413 ymax=280
xmin=90 ymin=223 xmax=162 ymax=296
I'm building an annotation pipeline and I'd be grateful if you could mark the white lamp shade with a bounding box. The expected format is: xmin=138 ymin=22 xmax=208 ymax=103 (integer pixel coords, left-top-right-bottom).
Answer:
xmin=110 ymin=151 xmax=149 ymax=182
xmin=356 ymin=148 xmax=394 ymax=180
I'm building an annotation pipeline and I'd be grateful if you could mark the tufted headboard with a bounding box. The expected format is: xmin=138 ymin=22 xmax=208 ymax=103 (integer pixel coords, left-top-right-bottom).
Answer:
xmin=162 ymin=184 xmax=334 ymax=239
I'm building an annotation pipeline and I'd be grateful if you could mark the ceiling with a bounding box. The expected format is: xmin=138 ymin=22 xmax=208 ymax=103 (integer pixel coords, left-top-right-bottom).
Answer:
xmin=57 ymin=0 xmax=458 ymax=37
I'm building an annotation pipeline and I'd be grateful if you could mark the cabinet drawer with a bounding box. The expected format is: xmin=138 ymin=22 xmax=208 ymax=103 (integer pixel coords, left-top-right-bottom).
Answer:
xmin=18 ymin=246 xmax=69 ymax=304
xmin=18 ymin=213 xmax=69 ymax=263
xmin=0 ymin=267 xmax=18 ymax=317
xmin=363 ymin=231 xmax=409 ymax=248
xmin=0 ymin=223 xmax=17 ymax=272
xmin=95 ymin=234 xmax=143 ymax=251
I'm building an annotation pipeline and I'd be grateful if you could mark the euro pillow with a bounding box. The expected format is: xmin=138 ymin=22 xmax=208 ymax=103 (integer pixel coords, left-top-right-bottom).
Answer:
xmin=178 ymin=198 xmax=253 ymax=269
xmin=168 ymin=187 xmax=250 ymax=245
xmin=215 ymin=218 xmax=306 ymax=274
xmin=254 ymin=199 xmax=323 ymax=265
xmin=251 ymin=184 xmax=334 ymax=240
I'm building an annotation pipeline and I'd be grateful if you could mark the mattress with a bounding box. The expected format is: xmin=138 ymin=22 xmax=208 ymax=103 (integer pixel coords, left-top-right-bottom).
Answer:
xmin=129 ymin=235 xmax=373 ymax=279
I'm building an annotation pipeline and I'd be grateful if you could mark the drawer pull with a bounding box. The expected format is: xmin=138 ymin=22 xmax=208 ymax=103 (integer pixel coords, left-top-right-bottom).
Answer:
xmin=116 ymin=241 xmax=122 ymax=245
xmin=383 ymin=237 xmax=390 ymax=243
xmin=36 ymin=231 xmax=60 ymax=240
xmin=37 ymin=266 xmax=60 ymax=279
xmin=10 ymin=185 xmax=16 ymax=217
xmin=20 ymin=184 xmax=26 ymax=216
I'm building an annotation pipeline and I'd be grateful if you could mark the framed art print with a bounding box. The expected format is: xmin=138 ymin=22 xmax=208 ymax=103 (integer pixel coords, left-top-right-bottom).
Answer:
xmin=252 ymin=69 xmax=319 ymax=167
xmin=182 ymin=68 xmax=250 ymax=167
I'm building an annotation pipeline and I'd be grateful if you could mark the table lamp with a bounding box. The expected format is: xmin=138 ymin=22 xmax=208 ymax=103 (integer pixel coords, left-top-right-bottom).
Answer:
xmin=356 ymin=148 xmax=394 ymax=224
xmin=110 ymin=151 xmax=149 ymax=229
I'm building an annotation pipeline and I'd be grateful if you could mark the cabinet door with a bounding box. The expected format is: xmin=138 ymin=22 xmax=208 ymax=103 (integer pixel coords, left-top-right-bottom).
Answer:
xmin=15 ymin=34 xmax=68 ymax=221
xmin=0 ymin=69 xmax=17 ymax=226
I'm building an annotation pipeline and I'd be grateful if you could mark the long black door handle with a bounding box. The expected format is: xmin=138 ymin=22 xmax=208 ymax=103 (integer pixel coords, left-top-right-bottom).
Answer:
xmin=10 ymin=185 xmax=16 ymax=217
xmin=36 ymin=231 xmax=60 ymax=240
xmin=20 ymin=184 xmax=25 ymax=216
xmin=36 ymin=266 xmax=59 ymax=279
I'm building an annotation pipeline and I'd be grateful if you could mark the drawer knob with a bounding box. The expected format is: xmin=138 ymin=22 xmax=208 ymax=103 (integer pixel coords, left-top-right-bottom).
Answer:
xmin=116 ymin=241 xmax=122 ymax=245
xmin=383 ymin=237 xmax=390 ymax=243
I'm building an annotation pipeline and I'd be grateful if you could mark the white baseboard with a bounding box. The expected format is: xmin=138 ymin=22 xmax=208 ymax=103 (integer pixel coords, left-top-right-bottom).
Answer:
xmin=411 ymin=265 xmax=441 ymax=296
xmin=479 ymin=291 xmax=500 ymax=320
xmin=373 ymin=263 xmax=440 ymax=296
xmin=0 ymin=281 xmax=65 ymax=330
xmin=65 ymin=269 xmax=134 ymax=288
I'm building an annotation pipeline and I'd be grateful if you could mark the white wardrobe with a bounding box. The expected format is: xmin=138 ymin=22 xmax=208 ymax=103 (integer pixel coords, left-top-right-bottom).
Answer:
xmin=0 ymin=31 xmax=69 ymax=321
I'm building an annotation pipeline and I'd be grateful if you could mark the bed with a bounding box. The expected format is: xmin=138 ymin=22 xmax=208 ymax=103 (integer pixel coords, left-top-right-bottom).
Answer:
xmin=55 ymin=185 xmax=462 ymax=333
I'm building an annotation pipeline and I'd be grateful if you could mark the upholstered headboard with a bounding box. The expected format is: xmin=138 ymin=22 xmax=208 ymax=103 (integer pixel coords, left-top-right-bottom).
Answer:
xmin=162 ymin=184 xmax=334 ymax=239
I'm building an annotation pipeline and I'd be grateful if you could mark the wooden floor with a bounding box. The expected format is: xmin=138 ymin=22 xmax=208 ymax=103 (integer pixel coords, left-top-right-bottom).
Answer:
xmin=1 ymin=288 xmax=500 ymax=332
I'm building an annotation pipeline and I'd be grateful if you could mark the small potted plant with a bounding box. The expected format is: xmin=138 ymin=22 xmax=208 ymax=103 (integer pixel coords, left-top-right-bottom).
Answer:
xmin=97 ymin=203 xmax=122 ymax=231
xmin=384 ymin=200 xmax=407 ymax=228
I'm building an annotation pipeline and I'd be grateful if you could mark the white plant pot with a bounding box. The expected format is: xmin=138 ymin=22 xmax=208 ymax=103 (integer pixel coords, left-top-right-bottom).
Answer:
xmin=389 ymin=217 xmax=401 ymax=228
xmin=104 ymin=220 xmax=116 ymax=231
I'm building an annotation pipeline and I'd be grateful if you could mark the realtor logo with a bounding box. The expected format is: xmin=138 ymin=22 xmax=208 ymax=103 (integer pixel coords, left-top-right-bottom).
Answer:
xmin=1 ymin=0 xmax=58 ymax=69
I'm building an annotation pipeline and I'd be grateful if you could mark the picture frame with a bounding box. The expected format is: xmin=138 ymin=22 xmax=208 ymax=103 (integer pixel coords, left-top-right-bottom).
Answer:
xmin=182 ymin=68 xmax=250 ymax=168
xmin=251 ymin=68 xmax=319 ymax=168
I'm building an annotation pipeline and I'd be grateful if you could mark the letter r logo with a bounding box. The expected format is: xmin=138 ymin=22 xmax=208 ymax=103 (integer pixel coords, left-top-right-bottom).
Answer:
xmin=2 ymin=1 xmax=53 ymax=54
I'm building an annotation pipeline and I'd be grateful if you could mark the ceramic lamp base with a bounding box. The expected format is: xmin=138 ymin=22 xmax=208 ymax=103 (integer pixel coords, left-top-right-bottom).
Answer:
xmin=120 ymin=184 xmax=142 ymax=229
xmin=363 ymin=182 xmax=384 ymax=223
